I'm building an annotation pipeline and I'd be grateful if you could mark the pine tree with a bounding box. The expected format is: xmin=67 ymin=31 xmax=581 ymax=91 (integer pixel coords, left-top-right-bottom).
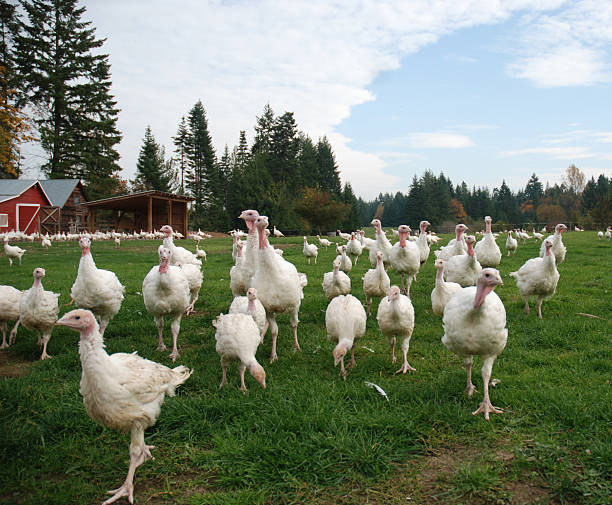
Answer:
xmin=316 ymin=136 xmax=341 ymax=196
xmin=252 ymin=103 xmax=275 ymax=155
xmin=132 ymin=126 xmax=176 ymax=192
xmin=15 ymin=0 xmax=121 ymax=198
xmin=269 ymin=111 xmax=300 ymax=189
xmin=185 ymin=100 xmax=217 ymax=228
xmin=233 ymin=130 xmax=251 ymax=172
xmin=172 ymin=116 xmax=190 ymax=194
xmin=297 ymin=133 xmax=319 ymax=187
xmin=340 ymin=182 xmax=360 ymax=230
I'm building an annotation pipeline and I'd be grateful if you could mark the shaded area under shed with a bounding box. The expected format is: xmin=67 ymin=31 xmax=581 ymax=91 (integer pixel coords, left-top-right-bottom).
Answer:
xmin=82 ymin=190 xmax=194 ymax=236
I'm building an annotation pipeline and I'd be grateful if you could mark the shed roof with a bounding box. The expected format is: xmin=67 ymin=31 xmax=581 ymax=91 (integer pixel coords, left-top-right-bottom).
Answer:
xmin=0 ymin=179 xmax=51 ymax=204
xmin=83 ymin=190 xmax=194 ymax=210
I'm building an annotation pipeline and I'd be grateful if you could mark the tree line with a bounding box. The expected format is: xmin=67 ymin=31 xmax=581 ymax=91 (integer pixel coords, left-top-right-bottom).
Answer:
xmin=357 ymin=166 xmax=611 ymax=231
xmin=134 ymin=102 xmax=361 ymax=233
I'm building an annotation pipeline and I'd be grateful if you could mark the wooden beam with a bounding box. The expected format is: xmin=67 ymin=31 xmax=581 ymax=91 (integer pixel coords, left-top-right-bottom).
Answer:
xmin=183 ymin=202 xmax=188 ymax=237
xmin=168 ymin=200 xmax=173 ymax=228
xmin=148 ymin=197 xmax=153 ymax=232
xmin=89 ymin=209 xmax=95 ymax=233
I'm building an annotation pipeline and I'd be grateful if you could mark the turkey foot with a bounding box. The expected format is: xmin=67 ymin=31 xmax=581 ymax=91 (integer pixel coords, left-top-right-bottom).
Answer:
xmin=472 ymin=399 xmax=503 ymax=421
xmin=395 ymin=362 xmax=416 ymax=374
xmin=465 ymin=383 xmax=477 ymax=396
xmin=157 ymin=342 xmax=167 ymax=351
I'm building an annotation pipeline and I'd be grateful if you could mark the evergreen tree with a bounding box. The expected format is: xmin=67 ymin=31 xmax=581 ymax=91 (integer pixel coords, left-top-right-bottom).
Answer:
xmin=297 ymin=133 xmax=319 ymax=187
xmin=132 ymin=126 xmax=176 ymax=192
xmin=340 ymin=182 xmax=360 ymax=231
xmin=316 ymin=136 xmax=341 ymax=196
xmin=233 ymin=130 xmax=251 ymax=172
xmin=15 ymin=0 xmax=121 ymax=198
xmin=172 ymin=116 xmax=190 ymax=194
xmin=251 ymin=103 xmax=274 ymax=155
xmin=269 ymin=111 xmax=299 ymax=189
xmin=493 ymin=180 xmax=520 ymax=224
xmin=185 ymin=99 xmax=218 ymax=228
xmin=524 ymin=173 xmax=544 ymax=205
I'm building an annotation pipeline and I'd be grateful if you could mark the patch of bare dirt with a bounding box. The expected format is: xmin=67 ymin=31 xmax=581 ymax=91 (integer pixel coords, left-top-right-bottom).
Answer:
xmin=0 ymin=351 xmax=32 ymax=378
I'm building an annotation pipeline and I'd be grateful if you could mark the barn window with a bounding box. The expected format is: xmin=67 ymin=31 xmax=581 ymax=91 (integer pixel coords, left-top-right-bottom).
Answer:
xmin=0 ymin=214 xmax=7 ymax=227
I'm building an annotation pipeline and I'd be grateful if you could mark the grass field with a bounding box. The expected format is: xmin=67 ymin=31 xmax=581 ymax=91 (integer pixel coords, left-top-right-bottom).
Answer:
xmin=0 ymin=230 xmax=610 ymax=505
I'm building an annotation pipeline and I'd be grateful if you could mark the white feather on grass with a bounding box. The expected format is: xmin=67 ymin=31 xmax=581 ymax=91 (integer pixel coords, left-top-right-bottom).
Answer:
xmin=364 ymin=381 xmax=389 ymax=402
xmin=361 ymin=346 xmax=376 ymax=353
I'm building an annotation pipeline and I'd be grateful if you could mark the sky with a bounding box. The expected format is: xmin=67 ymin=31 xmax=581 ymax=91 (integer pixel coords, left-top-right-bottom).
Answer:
xmin=23 ymin=0 xmax=612 ymax=199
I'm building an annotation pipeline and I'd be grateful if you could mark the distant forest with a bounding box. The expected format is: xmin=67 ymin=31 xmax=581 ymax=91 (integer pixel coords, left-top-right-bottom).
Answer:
xmin=356 ymin=167 xmax=612 ymax=232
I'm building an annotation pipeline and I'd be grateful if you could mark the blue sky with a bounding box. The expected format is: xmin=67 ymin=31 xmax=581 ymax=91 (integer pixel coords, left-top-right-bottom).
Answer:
xmin=22 ymin=1 xmax=612 ymax=199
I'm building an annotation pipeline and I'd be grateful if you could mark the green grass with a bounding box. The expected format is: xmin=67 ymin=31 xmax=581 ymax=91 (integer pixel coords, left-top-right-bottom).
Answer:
xmin=0 ymin=231 xmax=610 ymax=504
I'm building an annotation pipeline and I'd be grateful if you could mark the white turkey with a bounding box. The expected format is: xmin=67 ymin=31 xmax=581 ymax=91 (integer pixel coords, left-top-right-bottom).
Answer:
xmin=175 ymin=261 xmax=203 ymax=315
xmin=322 ymin=257 xmax=351 ymax=301
xmin=510 ymin=238 xmax=560 ymax=319
xmin=273 ymin=225 xmax=284 ymax=237
xmin=70 ymin=237 xmax=125 ymax=336
xmin=389 ymin=225 xmax=420 ymax=294
xmin=337 ymin=229 xmax=351 ymax=241
xmin=12 ymin=267 xmax=59 ymax=360
xmin=416 ymin=220 xmax=431 ymax=265
xmin=325 ymin=294 xmax=366 ymax=379
xmin=370 ymin=219 xmax=392 ymax=267
xmin=0 ymin=285 xmax=22 ymax=348
xmin=358 ymin=229 xmax=377 ymax=252
xmin=597 ymin=231 xmax=604 ymax=239
xmin=363 ymin=251 xmax=391 ymax=315
xmin=474 ymin=216 xmax=501 ymax=268
xmin=606 ymin=227 xmax=611 ymax=239
xmin=251 ymin=215 xmax=304 ymax=363
xmin=160 ymin=225 xmax=201 ymax=266
xmin=239 ymin=209 xmax=260 ymax=282
xmin=142 ymin=247 xmax=190 ymax=362
xmin=213 ymin=312 xmax=266 ymax=391
xmin=229 ymin=287 xmax=267 ymax=341
xmin=346 ymin=232 xmax=363 ymax=264
xmin=430 ymin=258 xmax=462 ymax=317
xmin=56 ymin=309 xmax=192 ymax=505
xmin=434 ymin=224 xmax=468 ymax=260
xmin=302 ymin=236 xmax=318 ymax=264
xmin=444 ymin=235 xmax=482 ymax=287
xmin=317 ymin=234 xmax=332 ymax=249
xmin=3 ymin=236 xmax=25 ymax=266
xmin=335 ymin=244 xmax=352 ymax=273
xmin=230 ymin=240 xmax=250 ymax=296
xmin=376 ymin=285 xmax=415 ymax=374
xmin=442 ymin=268 xmax=507 ymax=420
xmin=195 ymin=244 xmax=207 ymax=262
xmin=539 ymin=223 xmax=567 ymax=265
xmin=42 ymin=236 xmax=52 ymax=250
xmin=505 ymin=231 xmax=518 ymax=256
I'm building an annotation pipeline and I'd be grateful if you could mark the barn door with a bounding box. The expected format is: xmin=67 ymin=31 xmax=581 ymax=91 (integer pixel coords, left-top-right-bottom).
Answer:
xmin=16 ymin=204 xmax=40 ymax=234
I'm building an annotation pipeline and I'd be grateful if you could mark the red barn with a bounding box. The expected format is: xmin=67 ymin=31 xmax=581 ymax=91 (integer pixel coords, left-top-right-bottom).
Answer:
xmin=0 ymin=180 xmax=52 ymax=234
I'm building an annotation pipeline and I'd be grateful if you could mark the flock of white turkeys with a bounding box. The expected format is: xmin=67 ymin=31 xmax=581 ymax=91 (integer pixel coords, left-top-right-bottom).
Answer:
xmin=0 ymin=212 xmax=597 ymax=504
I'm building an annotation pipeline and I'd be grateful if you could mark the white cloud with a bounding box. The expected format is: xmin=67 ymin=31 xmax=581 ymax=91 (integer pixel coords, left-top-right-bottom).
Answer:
xmin=500 ymin=146 xmax=597 ymax=159
xmin=406 ymin=132 xmax=475 ymax=149
xmin=507 ymin=45 xmax=611 ymax=87
xmin=507 ymin=1 xmax=612 ymax=87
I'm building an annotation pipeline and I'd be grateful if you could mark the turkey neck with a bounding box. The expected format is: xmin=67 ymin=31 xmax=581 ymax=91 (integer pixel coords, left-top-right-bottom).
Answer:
xmin=399 ymin=232 xmax=407 ymax=247
xmin=467 ymin=241 xmax=475 ymax=257
xmin=247 ymin=298 xmax=257 ymax=316
xmin=435 ymin=266 xmax=444 ymax=283
xmin=79 ymin=247 xmax=97 ymax=270
xmin=485 ymin=221 xmax=492 ymax=234
xmin=257 ymin=226 xmax=269 ymax=250
xmin=473 ymin=281 xmax=495 ymax=309
xmin=78 ymin=327 xmax=107 ymax=370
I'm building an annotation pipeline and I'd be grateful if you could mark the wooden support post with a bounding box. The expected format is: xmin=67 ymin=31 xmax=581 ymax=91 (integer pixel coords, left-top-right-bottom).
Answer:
xmin=168 ymin=200 xmax=173 ymax=228
xmin=148 ymin=197 xmax=153 ymax=232
xmin=183 ymin=202 xmax=188 ymax=237
xmin=89 ymin=209 xmax=95 ymax=233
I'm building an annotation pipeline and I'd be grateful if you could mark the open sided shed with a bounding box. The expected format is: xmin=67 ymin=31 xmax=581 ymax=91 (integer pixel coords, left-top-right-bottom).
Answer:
xmin=82 ymin=190 xmax=194 ymax=236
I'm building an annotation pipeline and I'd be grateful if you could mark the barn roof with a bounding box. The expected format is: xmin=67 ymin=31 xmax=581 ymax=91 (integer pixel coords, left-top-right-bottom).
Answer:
xmin=38 ymin=179 xmax=83 ymax=207
xmin=0 ymin=179 xmax=51 ymax=204
xmin=0 ymin=179 xmax=82 ymax=206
